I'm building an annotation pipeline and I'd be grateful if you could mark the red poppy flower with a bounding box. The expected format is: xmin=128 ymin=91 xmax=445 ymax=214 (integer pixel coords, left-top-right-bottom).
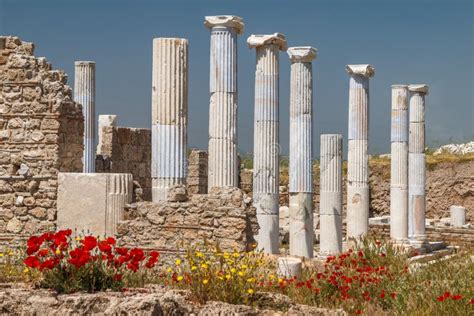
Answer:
xmin=106 ymin=237 xmax=116 ymax=245
xmin=82 ymin=236 xmax=97 ymax=250
xmin=469 ymin=299 xmax=474 ymax=304
xmin=37 ymin=248 xmax=49 ymax=257
xmin=26 ymin=236 xmax=43 ymax=255
xmin=98 ymin=240 xmax=112 ymax=253
xmin=149 ymin=251 xmax=159 ymax=258
xmin=24 ymin=256 xmax=41 ymax=268
xmin=113 ymin=274 xmax=122 ymax=281
xmin=437 ymin=296 xmax=446 ymax=302
xmin=116 ymin=247 xmax=128 ymax=256
xmin=390 ymin=292 xmax=397 ymax=299
xmin=40 ymin=258 xmax=58 ymax=270
xmin=380 ymin=291 xmax=386 ymax=299
xmin=451 ymin=295 xmax=462 ymax=301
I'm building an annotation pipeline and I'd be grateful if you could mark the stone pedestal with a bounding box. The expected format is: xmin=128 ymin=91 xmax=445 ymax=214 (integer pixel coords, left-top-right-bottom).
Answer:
xmin=345 ymin=64 xmax=374 ymax=239
xmin=450 ymin=205 xmax=466 ymax=227
xmin=390 ymin=85 xmax=409 ymax=242
xmin=320 ymin=134 xmax=343 ymax=255
xmin=408 ymin=84 xmax=429 ymax=244
xmin=57 ymin=173 xmax=133 ymax=236
xmin=277 ymin=257 xmax=302 ymax=279
xmin=287 ymin=46 xmax=316 ymax=258
xmin=151 ymin=38 xmax=188 ymax=202
xmin=74 ymin=61 xmax=96 ymax=173
xmin=248 ymin=33 xmax=287 ymax=254
xmin=205 ymin=16 xmax=244 ymax=190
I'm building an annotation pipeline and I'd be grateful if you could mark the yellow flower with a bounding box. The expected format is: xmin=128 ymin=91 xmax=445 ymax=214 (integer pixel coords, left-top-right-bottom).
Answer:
xmin=202 ymin=279 xmax=209 ymax=285
xmin=225 ymin=274 xmax=231 ymax=280
xmin=201 ymin=263 xmax=208 ymax=269
xmin=217 ymin=276 xmax=224 ymax=280
xmin=269 ymin=274 xmax=275 ymax=280
xmin=75 ymin=236 xmax=81 ymax=241
xmin=0 ymin=253 xmax=4 ymax=257
xmin=175 ymin=259 xmax=181 ymax=266
xmin=191 ymin=266 xmax=197 ymax=271
xmin=278 ymin=278 xmax=283 ymax=283
xmin=196 ymin=252 xmax=203 ymax=258
xmin=233 ymin=252 xmax=239 ymax=258
xmin=8 ymin=252 xmax=13 ymax=256
xmin=230 ymin=268 xmax=236 ymax=274
xmin=241 ymin=264 xmax=247 ymax=270
xmin=167 ymin=267 xmax=173 ymax=273
xmin=247 ymin=277 xmax=255 ymax=283
xmin=238 ymin=271 xmax=244 ymax=277
xmin=23 ymin=268 xmax=29 ymax=274
xmin=247 ymin=289 xmax=254 ymax=294
xmin=177 ymin=275 xmax=184 ymax=282
xmin=55 ymin=249 xmax=61 ymax=255
xmin=227 ymin=260 xmax=234 ymax=265
xmin=223 ymin=252 xmax=230 ymax=259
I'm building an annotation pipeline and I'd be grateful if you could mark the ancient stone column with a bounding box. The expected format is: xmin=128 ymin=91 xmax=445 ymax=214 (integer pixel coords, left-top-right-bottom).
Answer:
xmin=248 ymin=33 xmax=287 ymax=254
xmin=345 ymin=64 xmax=375 ymax=239
xmin=74 ymin=61 xmax=96 ymax=173
xmin=287 ymin=47 xmax=317 ymax=258
xmin=319 ymin=134 xmax=343 ymax=255
xmin=450 ymin=205 xmax=466 ymax=228
xmin=390 ymin=85 xmax=409 ymax=242
xmin=151 ymin=38 xmax=188 ymax=202
xmin=204 ymin=16 xmax=244 ymax=190
xmin=408 ymin=84 xmax=429 ymax=245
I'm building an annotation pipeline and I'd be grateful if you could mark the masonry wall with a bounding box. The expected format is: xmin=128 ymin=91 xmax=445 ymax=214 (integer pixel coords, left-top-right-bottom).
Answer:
xmin=187 ymin=150 xmax=208 ymax=194
xmin=117 ymin=187 xmax=258 ymax=252
xmin=0 ymin=36 xmax=83 ymax=244
xmin=96 ymin=126 xmax=152 ymax=201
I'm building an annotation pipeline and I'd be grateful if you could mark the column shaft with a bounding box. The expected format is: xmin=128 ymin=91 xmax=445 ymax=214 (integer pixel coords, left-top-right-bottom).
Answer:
xmin=408 ymin=85 xmax=428 ymax=244
xmin=151 ymin=38 xmax=188 ymax=202
xmin=319 ymin=134 xmax=343 ymax=255
xmin=346 ymin=65 xmax=374 ymax=239
xmin=208 ymin=26 xmax=239 ymax=189
xmin=390 ymin=85 xmax=409 ymax=242
xmin=74 ymin=61 xmax=96 ymax=173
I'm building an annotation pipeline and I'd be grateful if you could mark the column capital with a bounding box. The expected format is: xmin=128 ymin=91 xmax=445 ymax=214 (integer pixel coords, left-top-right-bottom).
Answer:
xmin=287 ymin=46 xmax=317 ymax=62
xmin=247 ymin=33 xmax=287 ymax=50
xmin=75 ymin=61 xmax=95 ymax=66
xmin=391 ymin=84 xmax=408 ymax=89
xmin=408 ymin=84 xmax=429 ymax=95
xmin=345 ymin=64 xmax=375 ymax=77
xmin=204 ymin=15 xmax=244 ymax=34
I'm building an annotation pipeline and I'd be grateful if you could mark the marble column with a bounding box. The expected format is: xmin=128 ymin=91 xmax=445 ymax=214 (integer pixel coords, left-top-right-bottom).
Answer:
xmin=74 ymin=61 xmax=96 ymax=173
xmin=450 ymin=205 xmax=466 ymax=228
xmin=408 ymin=84 xmax=429 ymax=245
xmin=345 ymin=64 xmax=375 ymax=239
xmin=204 ymin=16 xmax=244 ymax=190
xmin=248 ymin=33 xmax=287 ymax=254
xmin=319 ymin=134 xmax=343 ymax=255
xmin=287 ymin=47 xmax=317 ymax=258
xmin=390 ymin=85 xmax=409 ymax=242
xmin=151 ymin=38 xmax=188 ymax=202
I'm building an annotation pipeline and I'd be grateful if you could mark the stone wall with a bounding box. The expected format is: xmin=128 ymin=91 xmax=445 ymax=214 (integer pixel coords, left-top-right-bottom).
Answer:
xmin=117 ymin=187 xmax=258 ymax=252
xmin=187 ymin=149 xmax=208 ymax=194
xmin=96 ymin=126 xmax=152 ymax=201
xmin=277 ymin=160 xmax=473 ymax=223
xmin=0 ymin=36 xmax=83 ymax=245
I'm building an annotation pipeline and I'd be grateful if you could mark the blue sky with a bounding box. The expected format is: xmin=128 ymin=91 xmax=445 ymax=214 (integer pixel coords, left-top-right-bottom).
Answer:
xmin=1 ymin=0 xmax=472 ymax=156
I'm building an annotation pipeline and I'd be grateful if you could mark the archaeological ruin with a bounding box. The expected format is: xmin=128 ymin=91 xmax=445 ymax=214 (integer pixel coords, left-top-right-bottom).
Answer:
xmin=0 ymin=14 xmax=472 ymax=261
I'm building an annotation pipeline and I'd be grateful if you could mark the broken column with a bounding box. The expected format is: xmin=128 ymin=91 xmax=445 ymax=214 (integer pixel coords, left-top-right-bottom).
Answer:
xmin=319 ymin=134 xmax=343 ymax=255
xmin=151 ymin=38 xmax=188 ymax=202
xmin=74 ymin=61 xmax=96 ymax=173
xmin=390 ymin=85 xmax=409 ymax=242
xmin=408 ymin=84 xmax=429 ymax=245
xmin=248 ymin=33 xmax=287 ymax=254
xmin=97 ymin=114 xmax=117 ymax=153
xmin=450 ymin=205 xmax=466 ymax=228
xmin=346 ymin=64 xmax=375 ymax=239
xmin=204 ymin=16 xmax=244 ymax=190
xmin=287 ymin=46 xmax=317 ymax=258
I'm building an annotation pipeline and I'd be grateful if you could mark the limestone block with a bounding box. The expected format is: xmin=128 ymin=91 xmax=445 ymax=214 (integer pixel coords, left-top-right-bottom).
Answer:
xmin=450 ymin=205 xmax=466 ymax=228
xmin=277 ymin=257 xmax=302 ymax=279
xmin=57 ymin=172 xmax=132 ymax=236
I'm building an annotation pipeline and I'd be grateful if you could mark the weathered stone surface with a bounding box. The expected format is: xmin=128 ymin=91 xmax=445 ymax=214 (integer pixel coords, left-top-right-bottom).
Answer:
xmin=186 ymin=150 xmax=208 ymax=194
xmin=117 ymin=187 xmax=257 ymax=252
xmin=0 ymin=36 xmax=83 ymax=246
xmin=57 ymin=172 xmax=132 ymax=236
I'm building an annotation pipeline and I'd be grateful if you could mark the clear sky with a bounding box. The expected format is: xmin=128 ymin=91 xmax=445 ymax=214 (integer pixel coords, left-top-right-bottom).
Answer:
xmin=1 ymin=0 xmax=472 ymax=156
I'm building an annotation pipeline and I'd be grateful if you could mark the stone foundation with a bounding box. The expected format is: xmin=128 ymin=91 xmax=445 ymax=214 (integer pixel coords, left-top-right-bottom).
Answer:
xmin=0 ymin=36 xmax=83 ymax=246
xmin=117 ymin=187 xmax=258 ymax=252
xmin=96 ymin=125 xmax=151 ymax=201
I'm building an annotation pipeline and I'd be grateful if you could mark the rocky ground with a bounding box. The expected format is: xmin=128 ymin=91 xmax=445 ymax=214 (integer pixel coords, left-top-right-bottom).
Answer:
xmin=0 ymin=284 xmax=345 ymax=316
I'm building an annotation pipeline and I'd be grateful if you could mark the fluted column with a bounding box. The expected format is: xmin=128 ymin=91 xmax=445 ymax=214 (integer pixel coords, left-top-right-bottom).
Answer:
xmin=287 ymin=47 xmax=316 ymax=258
xmin=204 ymin=16 xmax=244 ymax=189
xmin=320 ymin=134 xmax=343 ymax=255
xmin=345 ymin=64 xmax=375 ymax=239
xmin=151 ymin=38 xmax=188 ymax=202
xmin=248 ymin=33 xmax=287 ymax=254
xmin=390 ymin=85 xmax=409 ymax=242
xmin=408 ymin=84 xmax=429 ymax=245
xmin=74 ymin=61 xmax=96 ymax=173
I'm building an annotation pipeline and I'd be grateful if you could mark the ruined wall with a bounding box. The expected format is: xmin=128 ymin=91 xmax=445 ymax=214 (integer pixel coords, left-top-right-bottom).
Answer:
xmin=96 ymin=126 xmax=152 ymax=201
xmin=0 ymin=36 xmax=83 ymax=244
xmin=187 ymin=150 xmax=208 ymax=194
xmin=277 ymin=160 xmax=473 ymax=223
xmin=117 ymin=187 xmax=258 ymax=252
